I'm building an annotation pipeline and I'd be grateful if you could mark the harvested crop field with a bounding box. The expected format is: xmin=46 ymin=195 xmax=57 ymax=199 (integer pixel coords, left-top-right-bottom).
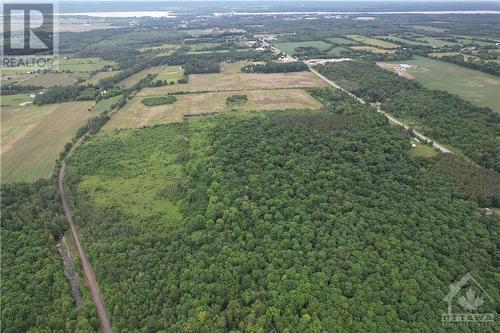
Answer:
xmin=141 ymin=62 xmax=326 ymax=95
xmin=1 ymin=101 xmax=96 ymax=183
xmin=19 ymin=72 xmax=86 ymax=87
xmin=104 ymin=89 xmax=322 ymax=130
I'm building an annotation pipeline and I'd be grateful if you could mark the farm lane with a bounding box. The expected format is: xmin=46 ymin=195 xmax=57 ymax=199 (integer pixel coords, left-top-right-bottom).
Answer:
xmin=59 ymin=132 xmax=113 ymax=333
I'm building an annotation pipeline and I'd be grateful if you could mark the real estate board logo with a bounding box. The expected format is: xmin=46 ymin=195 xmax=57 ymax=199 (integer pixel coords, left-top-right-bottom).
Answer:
xmin=442 ymin=272 xmax=495 ymax=327
xmin=1 ymin=0 xmax=58 ymax=69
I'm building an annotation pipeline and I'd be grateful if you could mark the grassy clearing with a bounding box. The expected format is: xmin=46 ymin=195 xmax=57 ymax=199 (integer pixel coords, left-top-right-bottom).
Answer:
xmin=104 ymin=89 xmax=322 ymax=130
xmin=326 ymin=37 xmax=357 ymax=45
xmin=141 ymin=62 xmax=326 ymax=95
xmin=1 ymin=94 xmax=34 ymax=107
xmin=347 ymin=35 xmax=399 ymax=49
xmin=84 ymin=71 xmax=121 ymax=85
xmin=411 ymin=142 xmax=439 ymax=158
xmin=118 ymin=67 xmax=163 ymax=88
xmin=350 ymin=45 xmax=396 ymax=54
xmin=1 ymin=101 xmax=96 ymax=183
xmin=273 ymin=41 xmax=332 ymax=54
xmin=74 ymin=125 xmax=189 ymax=219
xmin=390 ymin=56 xmax=500 ymax=112
xmin=93 ymin=95 xmax=122 ymax=113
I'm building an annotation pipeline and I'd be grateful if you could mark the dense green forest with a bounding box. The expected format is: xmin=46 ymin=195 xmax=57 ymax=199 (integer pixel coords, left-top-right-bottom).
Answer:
xmin=315 ymin=61 xmax=500 ymax=172
xmin=315 ymin=61 xmax=421 ymax=103
xmin=65 ymin=102 xmax=498 ymax=331
xmin=1 ymin=181 xmax=98 ymax=332
xmin=385 ymin=89 xmax=500 ymax=173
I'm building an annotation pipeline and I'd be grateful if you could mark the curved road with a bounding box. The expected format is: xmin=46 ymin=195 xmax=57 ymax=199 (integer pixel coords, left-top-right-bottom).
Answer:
xmin=59 ymin=133 xmax=113 ymax=333
xmin=308 ymin=67 xmax=452 ymax=154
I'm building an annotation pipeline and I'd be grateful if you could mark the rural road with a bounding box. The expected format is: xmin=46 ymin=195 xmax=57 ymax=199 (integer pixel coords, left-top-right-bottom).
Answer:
xmin=59 ymin=133 xmax=113 ymax=333
xmin=309 ymin=67 xmax=452 ymax=154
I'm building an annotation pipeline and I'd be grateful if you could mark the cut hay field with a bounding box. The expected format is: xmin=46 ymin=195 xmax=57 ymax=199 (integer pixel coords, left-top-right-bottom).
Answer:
xmin=155 ymin=66 xmax=184 ymax=82
xmin=118 ymin=67 xmax=163 ymax=88
xmin=104 ymin=89 xmax=322 ymax=130
xmin=141 ymin=62 xmax=326 ymax=95
xmin=273 ymin=41 xmax=332 ymax=54
xmin=347 ymin=35 xmax=399 ymax=49
xmin=389 ymin=56 xmax=500 ymax=113
xmin=4 ymin=72 xmax=85 ymax=87
xmin=1 ymin=101 xmax=96 ymax=183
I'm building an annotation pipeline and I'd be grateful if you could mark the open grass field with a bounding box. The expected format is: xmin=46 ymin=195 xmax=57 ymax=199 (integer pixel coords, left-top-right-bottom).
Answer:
xmin=141 ymin=62 xmax=326 ymax=95
xmin=411 ymin=142 xmax=439 ymax=158
xmin=155 ymin=66 xmax=184 ymax=82
xmin=188 ymin=42 xmax=222 ymax=51
xmin=1 ymin=94 xmax=34 ymax=107
xmin=326 ymin=37 xmax=357 ymax=45
xmin=347 ymin=35 xmax=399 ymax=49
xmin=350 ymin=45 xmax=396 ymax=54
xmin=84 ymin=70 xmax=121 ymax=85
xmin=118 ymin=67 xmax=163 ymax=88
xmin=1 ymin=101 xmax=96 ymax=183
xmin=327 ymin=47 xmax=349 ymax=56
xmin=415 ymin=36 xmax=456 ymax=47
xmin=273 ymin=41 xmax=333 ymax=54
xmin=104 ymin=89 xmax=322 ymax=130
xmin=93 ymin=95 xmax=122 ymax=113
xmin=58 ymin=57 xmax=115 ymax=72
xmin=389 ymin=56 xmax=500 ymax=113
xmin=407 ymin=25 xmax=448 ymax=33
xmin=20 ymin=72 xmax=86 ymax=87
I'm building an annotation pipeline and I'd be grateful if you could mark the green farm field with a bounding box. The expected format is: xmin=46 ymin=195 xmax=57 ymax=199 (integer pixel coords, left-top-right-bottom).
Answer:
xmin=1 ymin=101 xmax=96 ymax=183
xmin=58 ymin=57 xmax=115 ymax=72
xmin=347 ymin=35 xmax=399 ymax=49
xmin=325 ymin=37 xmax=357 ymax=45
xmin=273 ymin=40 xmax=332 ymax=54
xmin=391 ymin=56 xmax=500 ymax=112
